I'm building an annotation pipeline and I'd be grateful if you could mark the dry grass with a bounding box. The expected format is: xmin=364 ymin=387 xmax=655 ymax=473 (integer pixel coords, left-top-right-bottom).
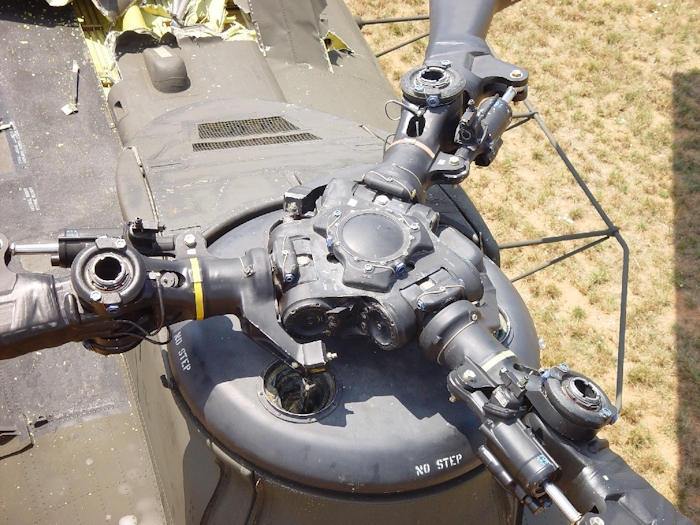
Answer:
xmin=348 ymin=0 xmax=700 ymax=520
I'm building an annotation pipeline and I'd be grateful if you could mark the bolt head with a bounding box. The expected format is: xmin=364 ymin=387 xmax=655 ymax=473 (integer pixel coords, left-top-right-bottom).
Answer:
xmin=601 ymin=407 xmax=612 ymax=418
xmin=559 ymin=363 xmax=570 ymax=372
xmin=462 ymin=369 xmax=476 ymax=382
xmin=440 ymin=59 xmax=451 ymax=68
xmin=333 ymin=210 xmax=342 ymax=217
xmin=414 ymin=84 xmax=425 ymax=92
xmin=89 ymin=291 xmax=102 ymax=302
xmin=426 ymin=95 xmax=440 ymax=107
xmin=448 ymin=156 xmax=460 ymax=166
xmin=114 ymin=238 xmax=127 ymax=249
xmin=363 ymin=263 xmax=374 ymax=272
xmin=410 ymin=222 xmax=419 ymax=230
xmin=183 ymin=233 xmax=197 ymax=248
xmin=283 ymin=273 xmax=295 ymax=283
xmin=510 ymin=69 xmax=523 ymax=79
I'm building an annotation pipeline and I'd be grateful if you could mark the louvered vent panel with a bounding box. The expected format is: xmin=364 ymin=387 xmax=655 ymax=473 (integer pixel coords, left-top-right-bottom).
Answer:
xmin=193 ymin=133 xmax=321 ymax=152
xmin=198 ymin=117 xmax=299 ymax=139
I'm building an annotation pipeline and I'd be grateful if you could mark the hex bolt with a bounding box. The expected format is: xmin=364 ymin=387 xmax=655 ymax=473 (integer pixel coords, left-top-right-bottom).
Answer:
xmin=601 ymin=407 xmax=612 ymax=418
xmin=89 ymin=291 xmax=102 ymax=302
xmin=448 ymin=156 xmax=460 ymax=166
xmin=375 ymin=195 xmax=390 ymax=205
xmin=394 ymin=262 xmax=407 ymax=275
xmin=440 ymin=59 xmax=451 ymax=68
xmin=410 ymin=222 xmax=419 ymax=230
xmin=471 ymin=313 xmax=478 ymax=321
xmin=326 ymin=352 xmax=338 ymax=361
xmin=462 ymin=369 xmax=477 ymax=382
xmin=510 ymin=69 xmax=523 ymax=79
xmin=183 ymin=233 xmax=197 ymax=248
xmin=114 ymin=238 xmax=127 ymax=249
xmin=105 ymin=304 xmax=120 ymax=314
xmin=333 ymin=210 xmax=342 ymax=217
xmin=426 ymin=95 xmax=440 ymax=107
xmin=414 ymin=84 xmax=425 ymax=93
xmin=559 ymin=363 xmax=570 ymax=372
xmin=283 ymin=273 xmax=295 ymax=283
xmin=364 ymin=263 xmax=374 ymax=272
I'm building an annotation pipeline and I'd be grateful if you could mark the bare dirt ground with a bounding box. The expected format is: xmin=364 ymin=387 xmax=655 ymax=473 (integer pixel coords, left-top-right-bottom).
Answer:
xmin=348 ymin=0 xmax=700 ymax=521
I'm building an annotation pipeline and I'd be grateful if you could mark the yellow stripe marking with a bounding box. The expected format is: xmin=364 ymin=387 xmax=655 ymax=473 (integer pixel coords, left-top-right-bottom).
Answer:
xmin=482 ymin=350 xmax=516 ymax=372
xmin=190 ymin=258 xmax=204 ymax=320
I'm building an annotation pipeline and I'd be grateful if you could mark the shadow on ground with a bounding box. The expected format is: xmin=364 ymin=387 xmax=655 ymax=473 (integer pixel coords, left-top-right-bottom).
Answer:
xmin=672 ymin=69 xmax=700 ymax=522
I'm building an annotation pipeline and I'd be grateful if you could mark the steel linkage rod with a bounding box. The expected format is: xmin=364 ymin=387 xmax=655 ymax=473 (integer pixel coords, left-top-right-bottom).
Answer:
xmin=520 ymin=99 xmax=629 ymax=411
xmin=376 ymin=32 xmax=430 ymax=58
xmin=509 ymin=236 xmax=608 ymax=283
xmin=356 ymin=14 xmax=429 ymax=27
xmin=499 ymin=228 xmax=617 ymax=250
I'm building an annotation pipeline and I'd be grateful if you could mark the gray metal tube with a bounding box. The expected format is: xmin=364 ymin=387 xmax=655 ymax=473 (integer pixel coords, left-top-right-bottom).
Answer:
xmin=10 ymin=242 xmax=59 ymax=255
xmin=543 ymin=481 xmax=582 ymax=524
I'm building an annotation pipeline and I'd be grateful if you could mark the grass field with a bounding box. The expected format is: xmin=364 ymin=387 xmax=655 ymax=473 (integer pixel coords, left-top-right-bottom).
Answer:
xmin=348 ymin=0 xmax=700 ymax=520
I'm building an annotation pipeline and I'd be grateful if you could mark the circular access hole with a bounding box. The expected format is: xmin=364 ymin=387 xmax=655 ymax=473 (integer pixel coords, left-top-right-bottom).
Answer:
xmin=263 ymin=362 xmax=337 ymax=416
xmin=493 ymin=308 xmax=512 ymax=344
xmin=90 ymin=254 xmax=129 ymax=290
xmin=565 ymin=376 xmax=601 ymax=409
xmin=420 ymin=68 xmax=446 ymax=83
xmin=95 ymin=255 xmax=123 ymax=281
xmin=417 ymin=67 xmax=450 ymax=89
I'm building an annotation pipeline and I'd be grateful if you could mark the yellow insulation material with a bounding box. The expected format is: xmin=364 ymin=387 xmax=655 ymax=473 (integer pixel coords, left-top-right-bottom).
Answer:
xmin=74 ymin=0 xmax=256 ymax=92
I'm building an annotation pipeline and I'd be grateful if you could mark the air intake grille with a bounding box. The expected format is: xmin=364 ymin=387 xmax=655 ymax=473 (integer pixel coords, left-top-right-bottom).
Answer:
xmin=193 ymin=133 xmax=321 ymax=152
xmin=198 ymin=117 xmax=299 ymax=139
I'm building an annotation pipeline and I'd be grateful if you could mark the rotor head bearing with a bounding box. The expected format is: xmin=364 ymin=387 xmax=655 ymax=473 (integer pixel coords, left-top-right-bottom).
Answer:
xmin=401 ymin=61 xmax=466 ymax=107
